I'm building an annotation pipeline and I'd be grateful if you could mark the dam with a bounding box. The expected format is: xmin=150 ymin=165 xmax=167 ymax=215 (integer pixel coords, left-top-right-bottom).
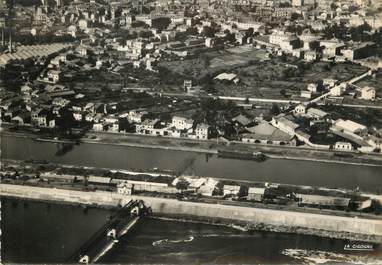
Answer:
xmin=67 ymin=200 xmax=147 ymax=264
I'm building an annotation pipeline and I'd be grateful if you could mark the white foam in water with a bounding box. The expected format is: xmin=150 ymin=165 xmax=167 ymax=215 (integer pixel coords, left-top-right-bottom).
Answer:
xmin=282 ymin=248 xmax=381 ymax=264
xmin=152 ymin=236 xmax=194 ymax=246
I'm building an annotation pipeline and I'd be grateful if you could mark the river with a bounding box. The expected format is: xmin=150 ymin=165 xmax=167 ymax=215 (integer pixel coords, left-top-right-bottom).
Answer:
xmin=2 ymin=134 xmax=382 ymax=192
xmin=2 ymin=198 xmax=381 ymax=264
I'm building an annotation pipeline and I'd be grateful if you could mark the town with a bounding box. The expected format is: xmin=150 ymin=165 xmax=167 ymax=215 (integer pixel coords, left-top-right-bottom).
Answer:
xmin=1 ymin=0 xmax=382 ymax=263
xmin=1 ymin=0 xmax=382 ymax=158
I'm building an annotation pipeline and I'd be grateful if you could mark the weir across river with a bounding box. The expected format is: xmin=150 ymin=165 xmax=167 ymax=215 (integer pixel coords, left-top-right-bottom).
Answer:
xmin=67 ymin=200 xmax=147 ymax=264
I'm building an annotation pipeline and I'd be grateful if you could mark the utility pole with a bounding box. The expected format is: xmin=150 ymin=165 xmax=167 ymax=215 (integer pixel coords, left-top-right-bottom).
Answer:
xmin=1 ymin=27 xmax=4 ymax=47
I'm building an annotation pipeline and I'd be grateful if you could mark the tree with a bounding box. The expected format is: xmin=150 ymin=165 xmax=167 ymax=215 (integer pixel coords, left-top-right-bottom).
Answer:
xmin=280 ymin=89 xmax=286 ymax=97
xmin=201 ymin=26 xmax=215 ymax=38
xmin=186 ymin=27 xmax=198 ymax=36
xmin=176 ymin=180 xmax=189 ymax=193
xmin=270 ymin=103 xmax=281 ymax=116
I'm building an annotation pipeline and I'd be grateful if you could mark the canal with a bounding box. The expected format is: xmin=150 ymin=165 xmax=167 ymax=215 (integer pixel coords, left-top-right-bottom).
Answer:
xmin=2 ymin=134 xmax=382 ymax=192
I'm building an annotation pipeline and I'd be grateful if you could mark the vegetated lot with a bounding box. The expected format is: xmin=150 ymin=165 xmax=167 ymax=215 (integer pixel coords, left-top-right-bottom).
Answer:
xmin=320 ymin=105 xmax=382 ymax=128
xmin=301 ymin=62 xmax=368 ymax=83
xmin=158 ymin=46 xmax=269 ymax=81
xmin=355 ymin=70 xmax=382 ymax=93
xmin=310 ymin=133 xmax=347 ymax=145
xmin=159 ymin=46 xmax=369 ymax=100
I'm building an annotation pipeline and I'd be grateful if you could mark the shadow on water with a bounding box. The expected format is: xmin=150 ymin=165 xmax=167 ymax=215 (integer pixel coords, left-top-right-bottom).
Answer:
xmin=55 ymin=143 xmax=75 ymax=156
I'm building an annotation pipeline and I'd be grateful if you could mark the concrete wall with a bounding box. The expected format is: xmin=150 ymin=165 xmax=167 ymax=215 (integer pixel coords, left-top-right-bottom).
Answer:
xmin=1 ymin=184 xmax=382 ymax=241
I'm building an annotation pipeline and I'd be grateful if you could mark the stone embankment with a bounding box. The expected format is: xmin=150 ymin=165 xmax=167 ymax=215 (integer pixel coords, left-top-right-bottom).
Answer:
xmin=1 ymin=184 xmax=381 ymax=243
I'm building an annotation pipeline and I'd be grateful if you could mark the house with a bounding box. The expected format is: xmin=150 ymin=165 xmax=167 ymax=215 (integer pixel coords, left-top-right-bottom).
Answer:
xmin=223 ymin=185 xmax=242 ymax=196
xmin=195 ymin=123 xmax=210 ymax=140
xmin=47 ymin=70 xmax=61 ymax=83
xmin=271 ymin=114 xmax=299 ymax=136
xmin=205 ymin=37 xmax=215 ymax=47
xmin=334 ymin=141 xmax=353 ymax=152
xmin=306 ymin=108 xmax=329 ymax=120
xmin=232 ymin=114 xmax=253 ymax=127
xmin=323 ymin=79 xmax=338 ymax=88
xmin=52 ymin=97 xmax=70 ymax=108
xmin=172 ymin=116 xmax=194 ymax=131
xmin=307 ymin=83 xmax=318 ymax=93
xmin=11 ymin=112 xmax=31 ymax=125
xmin=320 ymin=39 xmax=345 ymax=58
xmin=37 ymin=113 xmax=56 ymax=128
xmin=73 ymin=112 xmax=83 ymax=121
xmin=136 ymin=119 xmax=160 ymax=134
xmin=304 ymin=51 xmax=319 ymax=62
xmin=117 ymin=182 xmax=133 ymax=195
xmin=330 ymin=84 xmax=346 ymax=96
xmin=294 ymin=104 xmax=306 ymax=114
xmin=242 ymin=121 xmax=296 ymax=146
xmin=247 ymin=187 xmax=265 ymax=201
xmin=127 ymin=110 xmax=148 ymax=123
xmin=360 ymin=86 xmax=376 ymax=101
xmin=301 ymin=90 xmax=312 ymax=99
xmin=93 ymin=123 xmax=105 ymax=131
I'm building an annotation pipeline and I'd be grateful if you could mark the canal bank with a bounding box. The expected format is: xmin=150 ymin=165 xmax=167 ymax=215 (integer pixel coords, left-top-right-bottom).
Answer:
xmin=3 ymin=128 xmax=382 ymax=166
xmin=1 ymin=184 xmax=381 ymax=243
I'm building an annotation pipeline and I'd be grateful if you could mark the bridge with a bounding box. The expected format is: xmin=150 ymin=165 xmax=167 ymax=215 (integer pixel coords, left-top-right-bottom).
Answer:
xmin=67 ymin=200 xmax=147 ymax=264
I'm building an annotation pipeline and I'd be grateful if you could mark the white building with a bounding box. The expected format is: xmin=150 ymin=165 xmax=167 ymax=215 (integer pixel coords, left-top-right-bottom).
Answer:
xmin=294 ymin=104 xmax=306 ymax=114
xmin=271 ymin=115 xmax=299 ymax=136
xmin=172 ymin=116 xmax=194 ymax=131
xmin=301 ymin=90 xmax=312 ymax=99
xmin=223 ymin=185 xmax=241 ymax=196
xmin=330 ymin=84 xmax=346 ymax=96
xmin=47 ymin=70 xmax=61 ymax=83
xmin=360 ymin=86 xmax=376 ymax=101
xmin=334 ymin=119 xmax=368 ymax=136
xmin=117 ymin=183 xmax=133 ymax=195
xmin=334 ymin=142 xmax=353 ymax=151
xmin=307 ymin=83 xmax=318 ymax=93
xmin=195 ymin=123 xmax=210 ymax=140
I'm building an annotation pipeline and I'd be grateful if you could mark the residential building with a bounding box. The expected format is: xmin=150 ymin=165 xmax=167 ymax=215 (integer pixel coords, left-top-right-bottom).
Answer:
xmin=334 ymin=141 xmax=353 ymax=151
xmin=47 ymin=70 xmax=61 ymax=83
xmin=136 ymin=119 xmax=161 ymax=134
xmin=271 ymin=114 xmax=299 ymax=136
xmin=294 ymin=104 xmax=306 ymax=114
xmin=172 ymin=116 xmax=194 ymax=131
xmin=195 ymin=123 xmax=210 ymax=140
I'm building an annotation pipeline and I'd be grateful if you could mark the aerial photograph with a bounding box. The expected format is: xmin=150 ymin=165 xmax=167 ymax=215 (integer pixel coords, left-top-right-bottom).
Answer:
xmin=0 ymin=0 xmax=382 ymax=263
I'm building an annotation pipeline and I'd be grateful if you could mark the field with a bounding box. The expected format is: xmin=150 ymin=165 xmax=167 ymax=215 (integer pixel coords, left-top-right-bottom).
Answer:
xmin=355 ymin=69 xmax=382 ymax=94
xmin=158 ymin=45 xmax=369 ymax=100
xmin=158 ymin=45 xmax=269 ymax=80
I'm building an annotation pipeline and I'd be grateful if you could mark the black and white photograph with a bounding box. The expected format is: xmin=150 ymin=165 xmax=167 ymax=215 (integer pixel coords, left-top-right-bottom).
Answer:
xmin=0 ymin=0 xmax=382 ymax=263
